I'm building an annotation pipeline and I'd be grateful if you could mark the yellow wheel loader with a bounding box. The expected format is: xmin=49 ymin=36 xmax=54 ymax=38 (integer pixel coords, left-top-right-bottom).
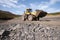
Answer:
xmin=22 ymin=8 xmax=47 ymax=21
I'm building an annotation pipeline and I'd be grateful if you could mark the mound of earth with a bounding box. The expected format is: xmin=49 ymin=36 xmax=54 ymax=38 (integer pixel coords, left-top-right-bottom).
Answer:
xmin=0 ymin=21 xmax=60 ymax=40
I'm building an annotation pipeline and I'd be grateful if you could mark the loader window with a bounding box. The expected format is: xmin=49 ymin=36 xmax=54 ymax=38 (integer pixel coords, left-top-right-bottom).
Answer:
xmin=26 ymin=9 xmax=32 ymax=12
xmin=29 ymin=9 xmax=32 ymax=12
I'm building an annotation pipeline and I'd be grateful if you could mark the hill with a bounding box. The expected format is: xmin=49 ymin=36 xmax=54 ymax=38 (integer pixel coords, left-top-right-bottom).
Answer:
xmin=47 ymin=12 xmax=60 ymax=15
xmin=0 ymin=10 xmax=20 ymax=20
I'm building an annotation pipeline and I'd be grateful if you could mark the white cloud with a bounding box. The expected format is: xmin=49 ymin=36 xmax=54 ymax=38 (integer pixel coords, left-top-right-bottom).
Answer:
xmin=10 ymin=0 xmax=18 ymax=3
xmin=29 ymin=0 xmax=60 ymax=13
xmin=49 ymin=0 xmax=60 ymax=4
xmin=0 ymin=0 xmax=27 ymax=14
xmin=0 ymin=0 xmax=18 ymax=8
xmin=29 ymin=2 xmax=49 ymax=11
xmin=15 ymin=11 xmax=23 ymax=15
xmin=0 ymin=0 xmax=27 ymax=8
xmin=0 ymin=0 xmax=18 ymax=4
xmin=17 ymin=4 xmax=26 ymax=8
xmin=2 ymin=5 xmax=7 ymax=7
xmin=47 ymin=8 xmax=60 ymax=13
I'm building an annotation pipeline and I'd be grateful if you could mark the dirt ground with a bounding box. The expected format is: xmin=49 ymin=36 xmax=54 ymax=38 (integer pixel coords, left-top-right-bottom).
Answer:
xmin=0 ymin=15 xmax=60 ymax=25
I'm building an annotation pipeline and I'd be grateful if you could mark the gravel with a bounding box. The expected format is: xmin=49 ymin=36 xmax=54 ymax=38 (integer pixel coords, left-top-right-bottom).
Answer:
xmin=0 ymin=22 xmax=60 ymax=40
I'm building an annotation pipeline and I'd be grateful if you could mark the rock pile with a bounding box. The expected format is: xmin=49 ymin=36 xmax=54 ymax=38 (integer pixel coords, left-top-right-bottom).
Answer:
xmin=0 ymin=23 xmax=60 ymax=40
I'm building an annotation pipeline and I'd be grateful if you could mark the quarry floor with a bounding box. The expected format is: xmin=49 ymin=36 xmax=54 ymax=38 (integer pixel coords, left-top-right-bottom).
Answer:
xmin=0 ymin=15 xmax=60 ymax=40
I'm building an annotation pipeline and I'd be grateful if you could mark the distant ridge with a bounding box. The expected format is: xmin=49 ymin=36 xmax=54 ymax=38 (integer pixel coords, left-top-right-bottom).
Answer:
xmin=0 ymin=10 xmax=20 ymax=20
xmin=48 ymin=12 xmax=60 ymax=15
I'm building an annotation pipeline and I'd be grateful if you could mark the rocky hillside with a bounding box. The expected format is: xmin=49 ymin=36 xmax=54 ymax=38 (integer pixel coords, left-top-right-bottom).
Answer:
xmin=0 ymin=10 xmax=20 ymax=20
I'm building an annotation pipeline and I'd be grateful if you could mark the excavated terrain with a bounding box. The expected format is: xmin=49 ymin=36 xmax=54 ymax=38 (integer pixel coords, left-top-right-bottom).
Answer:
xmin=0 ymin=16 xmax=60 ymax=40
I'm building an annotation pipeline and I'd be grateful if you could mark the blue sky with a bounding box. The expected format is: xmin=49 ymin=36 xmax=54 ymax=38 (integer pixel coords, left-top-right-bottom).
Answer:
xmin=0 ymin=0 xmax=60 ymax=15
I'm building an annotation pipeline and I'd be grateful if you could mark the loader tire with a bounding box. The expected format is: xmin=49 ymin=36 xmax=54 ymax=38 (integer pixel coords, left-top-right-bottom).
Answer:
xmin=28 ymin=15 xmax=33 ymax=21
xmin=22 ymin=15 xmax=27 ymax=21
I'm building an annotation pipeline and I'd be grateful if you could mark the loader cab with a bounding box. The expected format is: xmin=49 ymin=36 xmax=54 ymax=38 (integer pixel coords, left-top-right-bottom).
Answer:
xmin=25 ymin=8 xmax=32 ymax=15
xmin=26 ymin=8 xmax=32 ymax=12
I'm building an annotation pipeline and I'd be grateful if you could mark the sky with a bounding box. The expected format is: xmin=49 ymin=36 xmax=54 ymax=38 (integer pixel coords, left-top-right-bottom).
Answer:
xmin=0 ymin=0 xmax=60 ymax=15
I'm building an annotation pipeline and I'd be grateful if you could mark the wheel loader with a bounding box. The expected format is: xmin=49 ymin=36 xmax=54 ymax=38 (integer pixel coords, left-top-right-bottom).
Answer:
xmin=22 ymin=8 xmax=47 ymax=21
